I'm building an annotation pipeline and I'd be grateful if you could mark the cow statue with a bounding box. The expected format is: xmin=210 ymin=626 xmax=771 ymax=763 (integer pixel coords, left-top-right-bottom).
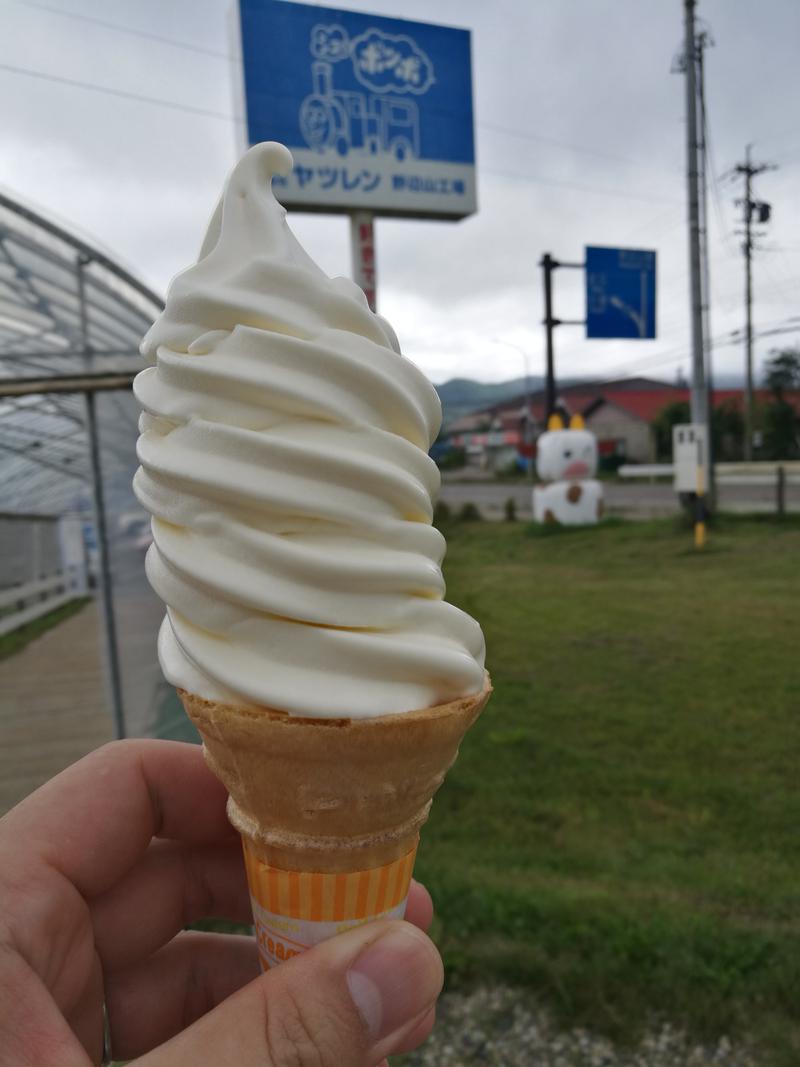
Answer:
xmin=532 ymin=414 xmax=604 ymax=525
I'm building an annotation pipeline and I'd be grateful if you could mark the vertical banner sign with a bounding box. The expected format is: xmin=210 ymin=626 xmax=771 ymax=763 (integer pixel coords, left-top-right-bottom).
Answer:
xmin=237 ymin=0 xmax=476 ymax=219
xmin=350 ymin=212 xmax=377 ymax=311
xmin=585 ymin=246 xmax=657 ymax=339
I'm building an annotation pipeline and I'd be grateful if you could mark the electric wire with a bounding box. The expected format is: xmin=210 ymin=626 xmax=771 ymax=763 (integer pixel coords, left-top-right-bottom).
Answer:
xmin=478 ymin=120 xmax=646 ymax=166
xmin=479 ymin=164 xmax=680 ymax=205
xmin=14 ymin=0 xmax=235 ymax=61
xmin=0 ymin=61 xmax=241 ymax=123
xmin=0 ymin=60 xmax=681 ymax=206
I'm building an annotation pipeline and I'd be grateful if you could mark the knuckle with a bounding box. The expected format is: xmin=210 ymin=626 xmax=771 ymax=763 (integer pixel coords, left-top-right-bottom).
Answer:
xmin=263 ymin=980 xmax=362 ymax=1067
xmin=264 ymin=987 xmax=325 ymax=1067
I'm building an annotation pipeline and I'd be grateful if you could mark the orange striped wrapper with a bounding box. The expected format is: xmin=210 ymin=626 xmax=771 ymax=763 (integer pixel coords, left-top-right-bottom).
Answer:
xmin=242 ymin=838 xmax=418 ymax=970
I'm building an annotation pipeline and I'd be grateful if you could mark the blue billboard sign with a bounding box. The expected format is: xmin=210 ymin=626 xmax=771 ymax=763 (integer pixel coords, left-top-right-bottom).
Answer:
xmin=585 ymin=246 xmax=657 ymax=339
xmin=236 ymin=0 xmax=476 ymax=218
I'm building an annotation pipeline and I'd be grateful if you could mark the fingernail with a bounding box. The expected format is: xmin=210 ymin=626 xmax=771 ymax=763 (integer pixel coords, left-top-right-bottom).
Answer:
xmin=346 ymin=923 xmax=443 ymax=1042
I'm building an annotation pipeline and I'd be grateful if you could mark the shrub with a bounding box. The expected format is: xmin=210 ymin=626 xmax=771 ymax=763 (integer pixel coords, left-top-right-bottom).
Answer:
xmin=433 ymin=500 xmax=452 ymax=524
xmin=458 ymin=501 xmax=483 ymax=521
xmin=437 ymin=447 xmax=467 ymax=470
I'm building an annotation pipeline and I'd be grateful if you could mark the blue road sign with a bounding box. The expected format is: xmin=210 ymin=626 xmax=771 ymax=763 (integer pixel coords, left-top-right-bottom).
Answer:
xmin=585 ymin=246 xmax=656 ymax=339
xmin=236 ymin=0 xmax=476 ymax=218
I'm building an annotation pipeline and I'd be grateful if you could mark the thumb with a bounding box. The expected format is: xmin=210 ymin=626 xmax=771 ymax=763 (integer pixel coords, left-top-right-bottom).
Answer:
xmin=134 ymin=920 xmax=443 ymax=1067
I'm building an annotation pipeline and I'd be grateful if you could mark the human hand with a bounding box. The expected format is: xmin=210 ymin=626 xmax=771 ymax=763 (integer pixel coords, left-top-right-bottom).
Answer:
xmin=0 ymin=740 xmax=442 ymax=1065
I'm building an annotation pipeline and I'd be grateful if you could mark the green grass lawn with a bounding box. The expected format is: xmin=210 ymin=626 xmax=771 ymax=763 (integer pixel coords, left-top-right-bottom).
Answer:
xmin=414 ymin=515 xmax=800 ymax=1064
xmin=0 ymin=597 xmax=90 ymax=661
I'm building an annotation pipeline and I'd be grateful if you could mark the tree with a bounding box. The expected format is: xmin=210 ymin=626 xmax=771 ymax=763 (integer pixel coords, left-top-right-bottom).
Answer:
xmin=762 ymin=347 xmax=800 ymax=459
xmin=762 ymin=401 xmax=798 ymax=459
xmin=764 ymin=347 xmax=800 ymax=399
xmin=712 ymin=400 xmax=744 ymax=461
xmin=652 ymin=400 xmax=690 ymax=461
xmin=651 ymin=399 xmax=745 ymax=461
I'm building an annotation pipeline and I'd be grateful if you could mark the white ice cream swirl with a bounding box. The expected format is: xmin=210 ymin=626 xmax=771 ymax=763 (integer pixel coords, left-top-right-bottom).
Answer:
xmin=134 ymin=142 xmax=485 ymax=718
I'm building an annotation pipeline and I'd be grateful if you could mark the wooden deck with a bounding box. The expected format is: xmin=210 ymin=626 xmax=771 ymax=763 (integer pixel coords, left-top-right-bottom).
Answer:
xmin=0 ymin=599 xmax=114 ymax=816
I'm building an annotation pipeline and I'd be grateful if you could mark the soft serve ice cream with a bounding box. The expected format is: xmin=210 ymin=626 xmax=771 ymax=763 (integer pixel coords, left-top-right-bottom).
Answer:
xmin=134 ymin=143 xmax=490 ymax=973
xmin=134 ymin=141 xmax=485 ymax=719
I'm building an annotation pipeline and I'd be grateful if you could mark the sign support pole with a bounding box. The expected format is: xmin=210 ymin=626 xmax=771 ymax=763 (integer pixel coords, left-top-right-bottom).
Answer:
xmin=541 ymin=254 xmax=557 ymax=419
xmin=539 ymin=254 xmax=586 ymax=420
xmin=350 ymin=211 xmax=377 ymax=313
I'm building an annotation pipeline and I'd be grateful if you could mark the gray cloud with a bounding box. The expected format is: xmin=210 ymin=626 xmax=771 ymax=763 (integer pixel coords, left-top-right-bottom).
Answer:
xmin=2 ymin=0 xmax=798 ymax=387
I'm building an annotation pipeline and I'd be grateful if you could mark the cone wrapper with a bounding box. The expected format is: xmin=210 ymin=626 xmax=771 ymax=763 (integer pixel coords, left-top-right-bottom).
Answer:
xmin=242 ymin=838 xmax=418 ymax=969
xmin=179 ymin=674 xmax=491 ymax=969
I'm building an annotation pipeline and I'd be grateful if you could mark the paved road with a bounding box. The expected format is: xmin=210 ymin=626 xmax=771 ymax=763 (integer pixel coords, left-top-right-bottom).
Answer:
xmin=0 ymin=538 xmax=194 ymax=814
xmin=440 ymin=477 xmax=800 ymax=519
xmin=109 ymin=537 xmax=188 ymax=740
xmin=0 ymin=599 xmax=113 ymax=814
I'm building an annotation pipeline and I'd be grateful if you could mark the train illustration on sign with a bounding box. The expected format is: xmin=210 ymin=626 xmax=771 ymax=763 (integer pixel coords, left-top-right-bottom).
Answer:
xmin=299 ymin=24 xmax=434 ymax=160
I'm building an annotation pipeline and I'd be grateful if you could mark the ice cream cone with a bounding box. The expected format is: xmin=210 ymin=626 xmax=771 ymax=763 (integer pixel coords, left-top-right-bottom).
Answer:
xmin=178 ymin=675 xmax=491 ymax=968
xmin=179 ymin=672 xmax=491 ymax=871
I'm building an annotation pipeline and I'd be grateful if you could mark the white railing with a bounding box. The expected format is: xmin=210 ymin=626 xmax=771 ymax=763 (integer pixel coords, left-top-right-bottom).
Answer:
xmin=619 ymin=461 xmax=800 ymax=483
xmin=0 ymin=514 xmax=89 ymax=638
xmin=618 ymin=464 xmax=673 ymax=479
xmin=0 ymin=573 xmax=78 ymax=637
xmin=618 ymin=461 xmax=799 ymax=514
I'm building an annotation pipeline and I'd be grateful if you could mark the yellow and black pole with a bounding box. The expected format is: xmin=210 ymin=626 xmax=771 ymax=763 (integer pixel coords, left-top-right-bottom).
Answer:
xmin=694 ymin=431 xmax=706 ymax=549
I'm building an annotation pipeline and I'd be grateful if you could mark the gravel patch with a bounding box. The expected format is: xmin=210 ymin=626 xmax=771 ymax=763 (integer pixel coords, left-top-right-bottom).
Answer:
xmin=396 ymin=986 xmax=757 ymax=1067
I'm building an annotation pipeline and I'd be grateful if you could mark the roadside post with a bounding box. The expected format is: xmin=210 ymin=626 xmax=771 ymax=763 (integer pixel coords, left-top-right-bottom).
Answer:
xmin=673 ymin=423 xmax=708 ymax=548
xmin=351 ymin=211 xmax=377 ymax=312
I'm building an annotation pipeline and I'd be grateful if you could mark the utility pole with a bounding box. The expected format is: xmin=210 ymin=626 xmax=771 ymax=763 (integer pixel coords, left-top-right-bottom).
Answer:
xmin=684 ymin=0 xmax=706 ymax=431
xmin=681 ymin=0 xmax=710 ymax=537
xmin=695 ymin=27 xmax=716 ymax=507
xmin=734 ymin=145 xmax=776 ymax=460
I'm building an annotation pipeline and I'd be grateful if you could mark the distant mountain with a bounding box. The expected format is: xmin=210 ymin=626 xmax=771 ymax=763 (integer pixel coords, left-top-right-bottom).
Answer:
xmin=435 ymin=376 xmax=543 ymax=425
xmin=435 ymin=372 xmax=750 ymax=427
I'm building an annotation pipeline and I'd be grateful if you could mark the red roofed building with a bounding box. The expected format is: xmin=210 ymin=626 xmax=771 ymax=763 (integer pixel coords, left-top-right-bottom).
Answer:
xmin=444 ymin=377 xmax=800 ymax=467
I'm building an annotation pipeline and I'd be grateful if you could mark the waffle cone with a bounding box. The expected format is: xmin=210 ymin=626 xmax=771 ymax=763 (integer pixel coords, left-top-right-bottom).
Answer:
xmin=178 ymin=672 xmax=491 ymax=873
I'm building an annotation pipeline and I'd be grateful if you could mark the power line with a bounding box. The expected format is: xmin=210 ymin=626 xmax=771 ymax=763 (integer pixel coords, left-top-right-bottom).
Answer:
xmin=0 ymin=60 xmax=680 ymax=211
xmin=478 ymin=120 xmax=645 ymax=166
xmin=2 ymin=6 xmax=689 ymax=206
xmin=620 ymin=204 xmax=683 ymax=243
xmin=0 ymin=61 xmax=241 ymax=123
xmin=757 ymin=257 xmax=798 ymax=307
xmin=480 ymin=165 xmax=680 ymax=205
xmin=14 ymin=0 xmax=235 ymax=61
xmin=591 ymin=316 xmax=799 ymax=384
xmin=700 ymin=68 xmax=737 ymax=262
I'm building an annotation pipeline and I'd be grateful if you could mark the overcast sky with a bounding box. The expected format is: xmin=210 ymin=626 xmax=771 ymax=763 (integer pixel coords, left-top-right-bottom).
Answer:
xmin=2 ymin=0 xmax=799 ymax=387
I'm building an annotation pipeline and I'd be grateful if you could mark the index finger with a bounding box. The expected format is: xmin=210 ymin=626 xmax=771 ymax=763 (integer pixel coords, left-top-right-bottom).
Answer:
xmin=0 ymin=739 xmax=235 ymax=898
